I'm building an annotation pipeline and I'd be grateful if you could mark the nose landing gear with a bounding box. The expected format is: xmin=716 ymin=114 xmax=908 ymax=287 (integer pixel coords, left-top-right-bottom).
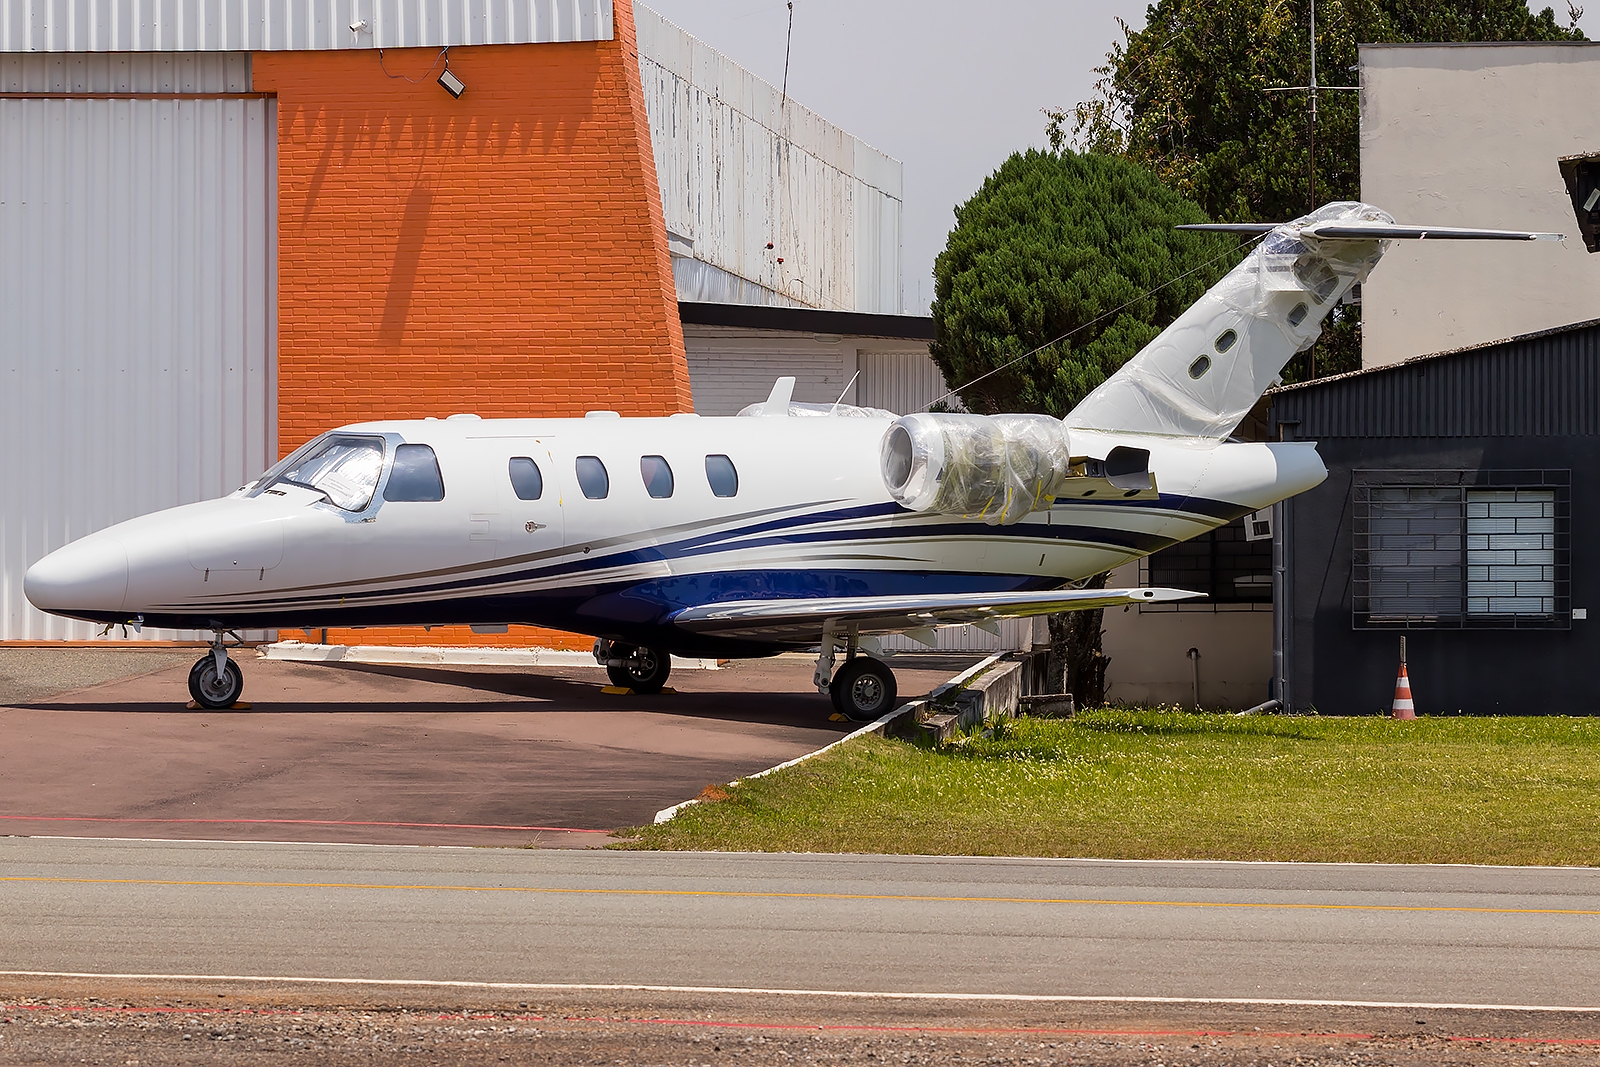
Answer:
xmin=188 ymin=633 xmax=245 ymax=709
xmin=592 ymin=640 xmax=673 ymax=694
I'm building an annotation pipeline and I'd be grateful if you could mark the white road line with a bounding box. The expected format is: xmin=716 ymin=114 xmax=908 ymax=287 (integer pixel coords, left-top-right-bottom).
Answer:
xmin=0 ymin=972 xmax=1596 ymax=1013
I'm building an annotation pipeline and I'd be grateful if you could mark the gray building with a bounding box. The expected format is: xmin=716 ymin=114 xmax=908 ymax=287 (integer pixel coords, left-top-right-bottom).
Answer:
xmin=1271 ymin=319 xmax=1598 ymax=714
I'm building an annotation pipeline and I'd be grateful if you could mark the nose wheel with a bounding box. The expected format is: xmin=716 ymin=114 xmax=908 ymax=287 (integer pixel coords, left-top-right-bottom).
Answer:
xmin=597 ymin=641 xmax=673 ymax=694
xmin=188 ymin=635 xmax=245 ymax=709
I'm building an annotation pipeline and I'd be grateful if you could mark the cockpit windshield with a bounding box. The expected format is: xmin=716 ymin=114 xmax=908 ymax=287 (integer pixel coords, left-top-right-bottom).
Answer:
xmin=249 ymin=434 xmax=386 ymax=512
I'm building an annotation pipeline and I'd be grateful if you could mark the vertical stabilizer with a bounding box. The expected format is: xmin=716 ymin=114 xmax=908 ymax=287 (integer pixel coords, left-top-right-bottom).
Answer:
xmin=1064 ymin=202 xmax=1393 ymax=440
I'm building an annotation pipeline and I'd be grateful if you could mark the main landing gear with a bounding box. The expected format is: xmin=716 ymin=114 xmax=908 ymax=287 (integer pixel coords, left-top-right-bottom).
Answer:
xmin=593 ymin=640 xmax=673 ymax=694
xmin=814 ymin=625 xmax=898 ymax=722
xmin=188 ymin=632 xmax=244 ymax=709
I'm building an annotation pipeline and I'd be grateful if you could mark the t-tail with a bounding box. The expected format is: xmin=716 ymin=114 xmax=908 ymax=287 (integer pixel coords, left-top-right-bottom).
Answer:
xmin=1064 ymin=201 xmax=1564 ymax=441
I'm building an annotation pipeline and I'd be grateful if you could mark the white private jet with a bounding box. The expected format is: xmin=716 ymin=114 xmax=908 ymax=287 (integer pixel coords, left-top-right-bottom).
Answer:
xmin=24 ymin=203 xmax=1561 ymax=716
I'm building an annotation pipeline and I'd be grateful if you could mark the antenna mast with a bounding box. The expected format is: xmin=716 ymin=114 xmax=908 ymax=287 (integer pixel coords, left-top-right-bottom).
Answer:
xmin=1263 ymin=0 xmax=1357 ymax=211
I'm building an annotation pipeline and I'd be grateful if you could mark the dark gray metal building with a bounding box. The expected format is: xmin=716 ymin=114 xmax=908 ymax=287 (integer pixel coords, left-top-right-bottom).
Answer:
xmin=1269 ymin=319 xmax=1600 ymax=714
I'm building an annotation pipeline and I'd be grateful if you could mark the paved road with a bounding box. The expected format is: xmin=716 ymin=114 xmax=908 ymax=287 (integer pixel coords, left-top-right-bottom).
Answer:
xmin=0 ymin=651 xmax=972 ymax=843
xmin=4 ymin=837 xmax=1599 ymax=1009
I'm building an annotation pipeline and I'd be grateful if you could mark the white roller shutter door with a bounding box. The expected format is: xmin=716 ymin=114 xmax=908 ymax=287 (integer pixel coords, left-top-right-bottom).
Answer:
xmin=0 ymin=91 xmax=275 ymax=640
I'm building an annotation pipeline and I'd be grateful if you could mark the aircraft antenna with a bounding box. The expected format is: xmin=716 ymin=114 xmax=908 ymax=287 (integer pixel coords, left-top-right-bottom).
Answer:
xmin=830 ymin=370 xmax=860 ymax=414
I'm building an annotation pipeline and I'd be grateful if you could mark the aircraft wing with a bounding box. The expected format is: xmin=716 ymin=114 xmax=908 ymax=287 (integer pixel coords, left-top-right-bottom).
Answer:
xmin=1178 ymin=222 xmax=1564 ymax=241
xmin=671 ymin=587 xmax=1203 ymax=643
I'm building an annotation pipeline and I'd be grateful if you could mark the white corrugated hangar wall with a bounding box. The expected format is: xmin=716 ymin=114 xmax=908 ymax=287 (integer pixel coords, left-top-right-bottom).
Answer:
xmin=0 ymin=53 xmax=276 ymax=640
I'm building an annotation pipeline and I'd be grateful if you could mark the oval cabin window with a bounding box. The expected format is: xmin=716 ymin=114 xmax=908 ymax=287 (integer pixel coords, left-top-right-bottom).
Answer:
xmin=575 ymin=456 xmax=609 ymax=500
xmin=1188 ymin=355 xmax=1212 ymax=380
xmin=1214 ymin=329 xmax=1238 ymax=353
xmin=640 ymin=455 xmax=674 ymax=499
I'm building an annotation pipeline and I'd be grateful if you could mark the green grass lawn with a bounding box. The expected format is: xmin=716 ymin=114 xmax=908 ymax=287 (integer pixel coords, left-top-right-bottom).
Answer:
xmin=622 ymin=710 xmax=1600 ymax=865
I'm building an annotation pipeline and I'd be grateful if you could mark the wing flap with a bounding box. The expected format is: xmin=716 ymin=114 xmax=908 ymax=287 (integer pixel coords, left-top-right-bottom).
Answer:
xmin=672 ymin=587 xmax=1203 ymax=642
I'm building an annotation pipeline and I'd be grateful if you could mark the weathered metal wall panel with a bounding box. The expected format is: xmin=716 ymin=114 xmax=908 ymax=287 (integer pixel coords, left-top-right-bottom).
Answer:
xmin=1273 ymin=321 xmax=1600 ymax=439
xmin=635 ymin=2 xmax=901 ymax=314
xmin=856 ymin=350 xmax=947 ymax=416
xmin=0 ymin=49 xmax=249 ymax=90
xmin=0 ymin=0 xmax=611 ymax=52
xmin=683 ymin=328 xmax=852 ymax=417
xmin=876 ymin=619 xmax=1035 ymax=654
xmin=0 ymin=92 xmax=276 ymax=640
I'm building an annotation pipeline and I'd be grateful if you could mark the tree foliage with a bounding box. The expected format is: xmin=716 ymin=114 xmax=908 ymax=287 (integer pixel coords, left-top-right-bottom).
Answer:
xmin=1046 ymin=0 xmax=1584 ymax=377
xmin=929 ymin=149 xmax=1237 ymax=418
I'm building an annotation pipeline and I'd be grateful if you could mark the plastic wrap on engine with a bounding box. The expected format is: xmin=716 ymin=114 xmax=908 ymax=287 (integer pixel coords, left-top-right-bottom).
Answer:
xmin=880 ymin=412 xmax=1073 ymax=526
xmin=1066 ymin=201 xmax=1394 ymax=440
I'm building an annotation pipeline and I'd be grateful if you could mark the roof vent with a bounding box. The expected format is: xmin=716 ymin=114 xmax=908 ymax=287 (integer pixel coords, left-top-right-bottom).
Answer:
xmin=446 ymin=413 xmax=481 ymax=421
xmin=585 ymin=410 xmax=621 ymax=418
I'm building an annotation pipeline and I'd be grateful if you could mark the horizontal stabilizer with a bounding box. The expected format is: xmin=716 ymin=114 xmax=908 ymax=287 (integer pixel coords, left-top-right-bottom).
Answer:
xmin=673 ymin=586 xmax=1203 ymax=643
xmin=1178 ymin=222 xmax=1564 ymax=242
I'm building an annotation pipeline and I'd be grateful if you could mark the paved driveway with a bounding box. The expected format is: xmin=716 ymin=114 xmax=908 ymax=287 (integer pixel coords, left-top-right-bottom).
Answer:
xmin=0 ymin=650 xmax=974 ymax=845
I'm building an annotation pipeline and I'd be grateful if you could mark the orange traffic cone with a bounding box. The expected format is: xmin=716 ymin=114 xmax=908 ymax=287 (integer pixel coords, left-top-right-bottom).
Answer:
xmin=1391 ymin=635 xmax=1415 ymax=719
xmin=1391 ymin=664 xmax=1416 ymax=719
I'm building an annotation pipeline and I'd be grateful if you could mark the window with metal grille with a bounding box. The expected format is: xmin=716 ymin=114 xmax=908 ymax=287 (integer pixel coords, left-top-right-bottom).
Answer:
xmin=1145 ymin=517 xmax=1272 ymax=603
xmin=1352 ymin=471 xmax=1570 ymax=629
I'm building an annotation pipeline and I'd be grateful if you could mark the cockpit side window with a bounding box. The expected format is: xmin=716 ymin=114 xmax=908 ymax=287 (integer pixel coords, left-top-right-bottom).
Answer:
xmin=253 ymin=434 xmax=385 ymax=512
xmin=384 ymin=443 xmax=446 ymax=502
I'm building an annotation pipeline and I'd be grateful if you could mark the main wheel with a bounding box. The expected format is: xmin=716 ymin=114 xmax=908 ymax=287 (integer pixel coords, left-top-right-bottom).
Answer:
xmin=830 ymin=657 xmax=898 ymax=722
xmin=188 ymin=655 xmax=244 ymax=709
xmin=605 ymin=645 xmax=672 ymax=694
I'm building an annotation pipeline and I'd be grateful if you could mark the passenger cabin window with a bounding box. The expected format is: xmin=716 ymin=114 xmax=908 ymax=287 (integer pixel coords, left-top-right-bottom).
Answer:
xmin=575 ymin=456 xmax=609 ymax=499
xmin=257 ymin=434 xmax=385 ymax=512
xmin=383 ymin=443 xmax=446 ymax=502
xmin=705 ymin=454 xmax=738 ymax=498
xmin=508 ymin=457 xmax=543 ymax=500
xmin=640 ymin=455 xmax=674 ymax=498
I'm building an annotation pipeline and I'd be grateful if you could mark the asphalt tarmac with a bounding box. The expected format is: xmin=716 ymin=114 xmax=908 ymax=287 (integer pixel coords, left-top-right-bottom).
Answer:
xmin=4 ymin=838 xmax=1600 ymax=1064
xmin=5 ymin=837 xmax=1599 ymax=1008
xmin=0 ymin=648 xmax=973 ymax=844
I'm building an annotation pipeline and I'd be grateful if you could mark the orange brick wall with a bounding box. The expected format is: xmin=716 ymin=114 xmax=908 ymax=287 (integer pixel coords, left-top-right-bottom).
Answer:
xmin=253 ymin=2 xmax=687 ymax=652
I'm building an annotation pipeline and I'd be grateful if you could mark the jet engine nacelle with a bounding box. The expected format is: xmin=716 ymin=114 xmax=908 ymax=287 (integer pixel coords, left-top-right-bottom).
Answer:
xmin=879 ymin=413 xmax=1078 ymax=526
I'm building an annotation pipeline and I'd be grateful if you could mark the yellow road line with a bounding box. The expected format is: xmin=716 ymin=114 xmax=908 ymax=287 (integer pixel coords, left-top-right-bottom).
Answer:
xmin=1 ymin=875 xmax=1597 ymax=916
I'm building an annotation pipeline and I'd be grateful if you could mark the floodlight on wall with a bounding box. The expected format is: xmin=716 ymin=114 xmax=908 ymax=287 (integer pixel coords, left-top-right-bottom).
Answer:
xmin=438 ymin=65 xmax=465 ymax=99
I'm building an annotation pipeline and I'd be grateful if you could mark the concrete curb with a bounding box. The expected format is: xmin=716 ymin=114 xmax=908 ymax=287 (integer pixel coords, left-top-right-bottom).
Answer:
xmin=261 ymin=642 xmax=721 ymax=670
xmin=651 ymin=652 xmax=1008 ymax=825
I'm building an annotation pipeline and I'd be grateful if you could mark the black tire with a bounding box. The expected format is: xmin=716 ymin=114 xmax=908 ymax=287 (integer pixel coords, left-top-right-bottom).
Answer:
xmin=830 ymin=657 xmax=897 ymax=722
xmin=605 ymin=645 xmax=672 ymax=694
xmin=188 ymin=655 xmax=244 ymax=709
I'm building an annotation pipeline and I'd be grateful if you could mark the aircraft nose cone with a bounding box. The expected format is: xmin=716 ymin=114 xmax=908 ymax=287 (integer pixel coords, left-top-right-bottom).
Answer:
xmin=25 ymin=536 xmax=129 ymax=615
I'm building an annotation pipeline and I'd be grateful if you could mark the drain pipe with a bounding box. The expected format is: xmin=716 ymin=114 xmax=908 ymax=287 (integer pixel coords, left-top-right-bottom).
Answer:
xmin=1187 ymin=647 xmax=1201 ymax=708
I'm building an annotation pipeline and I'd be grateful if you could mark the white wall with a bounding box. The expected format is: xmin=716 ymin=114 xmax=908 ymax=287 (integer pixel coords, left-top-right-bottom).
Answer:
xmin=635 ymin=3 xmax=903 ymax=313
xmin=1100 ymin=564 xmax=1272 ymax=709
xmin=0 ymin=55 xmax=276 ymax=640
xmin=1360 ymin=43 xmax=1600 ymax=366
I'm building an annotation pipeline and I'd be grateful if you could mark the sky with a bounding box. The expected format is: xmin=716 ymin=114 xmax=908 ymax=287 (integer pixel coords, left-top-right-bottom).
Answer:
xmin=640 ymin=1 xmax=1598 ymax=315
